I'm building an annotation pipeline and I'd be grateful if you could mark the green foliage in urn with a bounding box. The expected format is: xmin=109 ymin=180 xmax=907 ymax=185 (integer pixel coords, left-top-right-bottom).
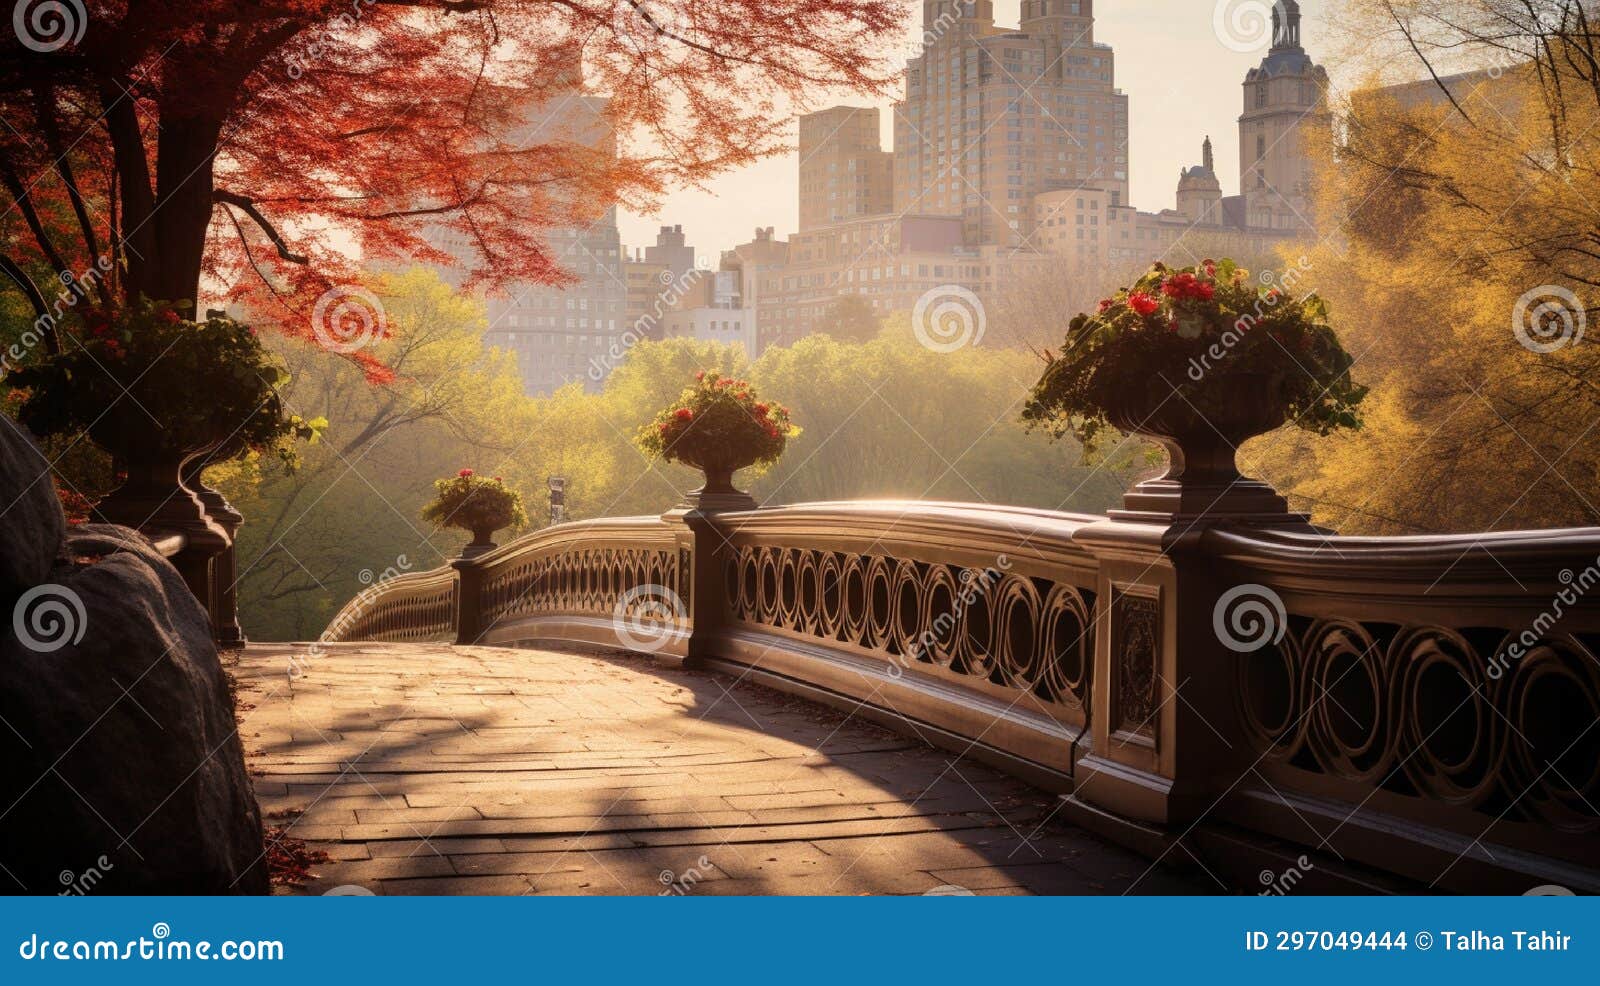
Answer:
xmin=1021 ymin=260 xmax=1366 ymax=454
xmin=9 ymin=299 xmax=324 ymax=465
xmin=421 ymin=470 xmax=528 ymax=536
xmin=635 ymin=372 xmax=800 ymax=473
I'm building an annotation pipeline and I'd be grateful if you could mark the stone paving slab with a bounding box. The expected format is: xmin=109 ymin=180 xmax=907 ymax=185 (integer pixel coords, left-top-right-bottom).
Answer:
xmin=231 ymin=643 xmax=1206 ymax=896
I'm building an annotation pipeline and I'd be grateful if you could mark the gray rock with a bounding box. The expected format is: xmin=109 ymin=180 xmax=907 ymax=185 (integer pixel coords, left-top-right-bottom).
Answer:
xmin=0 ymin=523 xmax=267 ymax=894
xmin=0 ymin=415 xmax=65 ymax=599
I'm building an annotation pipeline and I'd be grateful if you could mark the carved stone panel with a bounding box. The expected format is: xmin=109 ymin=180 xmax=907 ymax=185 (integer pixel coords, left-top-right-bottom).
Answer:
xmin=1111 ymin=586 xmax=1161 ymax=741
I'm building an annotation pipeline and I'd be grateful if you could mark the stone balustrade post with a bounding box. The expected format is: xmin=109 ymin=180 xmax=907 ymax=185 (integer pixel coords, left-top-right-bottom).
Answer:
xmin=661 ymin=477 xmax=758 ymax=668
xmin=452 ymin=555 xmax=487 ymax=647
xmin=1064 ymin=462 xmax=1315 ymax=847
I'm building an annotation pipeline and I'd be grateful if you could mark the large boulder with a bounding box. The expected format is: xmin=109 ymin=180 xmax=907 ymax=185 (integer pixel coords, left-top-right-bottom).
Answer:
xmin=0 ymin=415 xmax=64 ymax=598
xmin=0 ymin=504 xmax=268 ymax=891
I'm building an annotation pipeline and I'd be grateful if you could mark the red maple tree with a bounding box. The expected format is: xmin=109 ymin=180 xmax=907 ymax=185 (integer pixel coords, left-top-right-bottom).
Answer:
xmin=0 ymin=1 xmax=905 ymax=379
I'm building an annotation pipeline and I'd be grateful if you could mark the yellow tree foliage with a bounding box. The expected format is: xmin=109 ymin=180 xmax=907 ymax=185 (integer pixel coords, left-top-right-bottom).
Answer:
xmin=1249 ymin=0 xmax=1600 ymax=533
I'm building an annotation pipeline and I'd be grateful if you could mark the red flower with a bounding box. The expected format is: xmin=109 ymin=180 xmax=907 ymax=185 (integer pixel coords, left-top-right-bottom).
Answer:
xmin=754 ymin=403 xmax=769 ymax=415
xmin=1196 ymin=282 xmax=1215 ymax=302
xmin=695 ymin=371 xmax=705 ymax=381
xmin=1097 ymin=298 xmax=1114 ymax=314
xmin=493 ymin=476 xmax=503 ymax=482
xmin=158 ymin=309 xmax=182 ymax=325
xmin=1127 ymin=292 xmax=1160 ymax=317
xmin=674 ymin=407 xmax=694 ymax=422
xmin=717 ymin=377 xmax=733 ymax=387
xmin=458 ymin=469 xmax=474 ymax=477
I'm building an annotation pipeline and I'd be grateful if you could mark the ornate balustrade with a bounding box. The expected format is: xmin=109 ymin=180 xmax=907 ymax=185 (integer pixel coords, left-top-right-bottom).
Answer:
xmin=321 ymin=492 xmax=1600 ymax=893
xmin=322 ymin=566 xmax=458 ymax=643
xmin=1206 ymin=526 xmax=1600 ymax=890
xmin=460 ymin=516 xmax=690 ymax=653
xmin=705 ymin=501 xmax=1104 ymax=787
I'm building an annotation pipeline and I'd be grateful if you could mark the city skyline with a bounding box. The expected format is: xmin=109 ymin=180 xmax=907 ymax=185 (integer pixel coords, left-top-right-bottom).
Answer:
xmin=617 ymin=0 xmax=1337 ymax=259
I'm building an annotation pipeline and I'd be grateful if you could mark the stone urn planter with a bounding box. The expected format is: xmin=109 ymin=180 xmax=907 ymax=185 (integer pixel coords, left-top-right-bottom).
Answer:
xmin=421 ymin=471 xmax=528 ymax=560
xmin=1020 ymin=259 xmax=1367 ymax=526
xmin=1107 ymin=372 xmax=1302 ymax=521
xmin=634 ymin=374 xmax=798 ymax=513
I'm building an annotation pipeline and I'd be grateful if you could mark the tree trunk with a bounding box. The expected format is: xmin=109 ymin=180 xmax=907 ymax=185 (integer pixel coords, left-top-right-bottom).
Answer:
xmin=146 ymin=109 xmax=223 ymax=316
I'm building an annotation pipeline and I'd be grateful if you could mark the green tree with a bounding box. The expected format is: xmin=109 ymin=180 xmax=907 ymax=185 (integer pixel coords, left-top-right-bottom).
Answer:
xmin=823 ymin=294 xmax=884 ymax=343
xmin=217 ymin=268 xmax=535 ymax=640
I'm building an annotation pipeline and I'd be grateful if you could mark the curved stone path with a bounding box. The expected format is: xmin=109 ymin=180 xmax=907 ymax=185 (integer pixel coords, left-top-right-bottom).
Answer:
xmin=233 ymin=643 xmax=1205 ymax=895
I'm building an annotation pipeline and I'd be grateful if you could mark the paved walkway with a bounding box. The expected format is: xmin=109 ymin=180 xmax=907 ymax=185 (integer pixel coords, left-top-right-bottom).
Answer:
xmin=233 ymin=643 xmax=1203 ymax=895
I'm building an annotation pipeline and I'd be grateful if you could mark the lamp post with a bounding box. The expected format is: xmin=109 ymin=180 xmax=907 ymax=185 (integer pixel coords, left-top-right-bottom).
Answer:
xmin=548 ymin=476 xmax=567 ymax=526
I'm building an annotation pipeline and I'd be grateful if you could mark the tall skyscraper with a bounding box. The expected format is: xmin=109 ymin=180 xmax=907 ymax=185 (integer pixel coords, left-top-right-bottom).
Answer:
xmin=798 ymin=107 xmax=894 ymax=231
xmin=894 ymin=0 xmax=1129 ymax=248
xmin=481 ymin=92 xmax=628 ymax=396
xmin=1239 ymin=0 xmax=1328 ymax=232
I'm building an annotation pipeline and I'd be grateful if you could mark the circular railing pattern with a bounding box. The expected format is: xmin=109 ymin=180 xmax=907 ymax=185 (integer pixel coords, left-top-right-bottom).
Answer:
xmin=1236 ymin=618 xmax=1600 ymax=832
xmin=726 ymin=545 xmax=1094 ymax=709
xmin=482 ymin=546 xmax=681 ymax=627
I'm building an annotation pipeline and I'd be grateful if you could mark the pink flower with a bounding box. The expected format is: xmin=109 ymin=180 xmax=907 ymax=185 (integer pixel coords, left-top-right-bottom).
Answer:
xmin=458 ymin=469 xmax=474 ymax=477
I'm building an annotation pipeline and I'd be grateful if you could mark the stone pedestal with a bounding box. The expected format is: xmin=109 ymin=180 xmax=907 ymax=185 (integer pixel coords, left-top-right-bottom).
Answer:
xmin=680 ymin=465 xmax=758 ymax=513
xmin=96 ymin=453 xmax=230 ymax=624
xmin=1066 ymin=399 xmax=1311 ymax=837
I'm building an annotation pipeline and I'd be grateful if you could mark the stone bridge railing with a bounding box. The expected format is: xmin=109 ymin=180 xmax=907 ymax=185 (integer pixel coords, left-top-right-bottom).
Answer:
xmin=321 ymin=491 xmax=1600 ymax=894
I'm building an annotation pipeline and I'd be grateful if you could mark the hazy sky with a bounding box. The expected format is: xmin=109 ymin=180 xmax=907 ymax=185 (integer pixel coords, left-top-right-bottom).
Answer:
xmin=617 ymin=0 xmax=1344 ymax=261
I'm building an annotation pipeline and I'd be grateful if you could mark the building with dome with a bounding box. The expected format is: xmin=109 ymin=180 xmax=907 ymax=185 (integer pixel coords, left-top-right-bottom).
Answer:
xmin=1240 ymin=0 xmax=1329 ymax=232
xmin=727 ymin=0 xmax=1331 ymax=349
